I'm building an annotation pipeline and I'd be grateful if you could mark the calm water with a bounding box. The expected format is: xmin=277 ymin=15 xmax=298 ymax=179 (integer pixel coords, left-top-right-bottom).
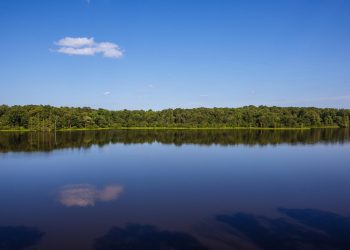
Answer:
xmin=1 ymin=129 xmax=350 ymax=250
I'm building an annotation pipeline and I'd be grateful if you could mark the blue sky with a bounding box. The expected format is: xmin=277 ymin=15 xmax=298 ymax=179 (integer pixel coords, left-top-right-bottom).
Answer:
xmin=0 ymin=0 xmax=349 ymax=110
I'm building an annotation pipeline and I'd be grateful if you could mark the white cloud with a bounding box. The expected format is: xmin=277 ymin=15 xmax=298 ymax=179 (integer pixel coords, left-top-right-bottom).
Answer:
xmin=58 ymin=184 xmax=124 ymax=207
xmin=148 ymin=84 xmax=154 ymax=88
xmin=96 ymin=42 xmax=123 ymax=58
xmin=54 ymin=37 xmax=123 ymax=59
xmin=104 ymin=91 xmax=111 ymax=95
xmin=58 ymin=47 xmax=95 ymax=56
xmin=56 ymin=37 xmax=94 ymax=47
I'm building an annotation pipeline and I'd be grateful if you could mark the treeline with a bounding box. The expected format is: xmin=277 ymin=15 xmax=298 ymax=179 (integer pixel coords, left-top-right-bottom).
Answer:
xmin=0 ymin=105 xmax=349 ymax=131
xmin=1 ymin=129 xmax=349 ymax=152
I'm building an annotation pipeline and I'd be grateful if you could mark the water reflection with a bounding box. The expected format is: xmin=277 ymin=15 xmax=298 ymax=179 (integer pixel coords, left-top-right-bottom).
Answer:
xmin=1 ymin=128 xmax=350 ymax=249
xmin=58 ymin=184 xmax=123 ymax=207
xmin=93 ymin=224 xmax=207 ymax=250
xmin=0 ymin=129 xmax=349 ymax=153
xmin=280 ymin=208 xmax=350 ymax=249
xmin=216 ymin=208 xmax=350 ymax=250
xmin=1 ymin=209 xmax=349 ymax=250
xmin=0 ymin=226 xmax=44 ymax=250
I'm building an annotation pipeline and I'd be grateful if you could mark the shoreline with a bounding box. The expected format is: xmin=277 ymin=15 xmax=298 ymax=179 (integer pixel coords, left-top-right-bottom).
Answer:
xmin=0 ymin=126 xmax=342 ymax=132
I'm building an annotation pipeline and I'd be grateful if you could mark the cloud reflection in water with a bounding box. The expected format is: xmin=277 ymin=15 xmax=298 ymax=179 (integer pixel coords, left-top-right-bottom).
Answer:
xmin=58 ymin=184 xmax=124 ymax=207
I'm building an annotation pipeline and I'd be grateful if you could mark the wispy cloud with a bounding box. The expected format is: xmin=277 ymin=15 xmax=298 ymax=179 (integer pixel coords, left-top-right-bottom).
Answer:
xmin=277 ymin=95 xmax=350 ymax=104
xmin=316 ymin=95 xmax=350 ymax=101
xmin=54 ymin=37 xmax=123 ymax=59
xmin=103 ymin=91 xmax=111 ymax=96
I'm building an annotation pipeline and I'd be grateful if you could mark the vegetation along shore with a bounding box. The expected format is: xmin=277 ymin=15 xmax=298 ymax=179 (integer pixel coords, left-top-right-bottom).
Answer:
xmin=0 ymin=105 xmax=349 ymax=131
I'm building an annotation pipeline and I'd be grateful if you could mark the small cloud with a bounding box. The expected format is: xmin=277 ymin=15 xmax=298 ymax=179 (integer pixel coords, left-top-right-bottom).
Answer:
xmin=58 ymin=47 xmax=95 ymax=56
xmin=104 ymin=91 xmax=111 ymax=96
xmin=148 ymin=84 xmax=154 ymax=88
xmin=98 ymin=185 xmax=123 ymax=201
xmin=58 ymin=184 xmax=124 ymax=207
xmin=56 ymin=37 xmax=94 ymax=48
xmin=54 ymin=37 xmax=123 ymax=59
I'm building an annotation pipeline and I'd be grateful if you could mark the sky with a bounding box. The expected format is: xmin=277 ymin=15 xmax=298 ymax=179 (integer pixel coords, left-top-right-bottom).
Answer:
xmin=0 ymin=0 xmax=349 ymax=110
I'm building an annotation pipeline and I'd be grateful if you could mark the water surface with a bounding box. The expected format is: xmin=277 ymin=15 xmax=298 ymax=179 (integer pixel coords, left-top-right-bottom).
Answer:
xmin=0 ymin=129 xmax=350 ymax=250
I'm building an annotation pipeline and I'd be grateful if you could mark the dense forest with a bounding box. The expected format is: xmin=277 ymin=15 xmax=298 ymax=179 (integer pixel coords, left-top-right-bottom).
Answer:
xmin=0 ymin=105 xmax=349 ymax=131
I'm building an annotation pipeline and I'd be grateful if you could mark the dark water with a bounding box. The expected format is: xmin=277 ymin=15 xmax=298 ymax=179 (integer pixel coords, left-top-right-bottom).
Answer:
xmin=0 ymin=129 xmax=350 ymax=250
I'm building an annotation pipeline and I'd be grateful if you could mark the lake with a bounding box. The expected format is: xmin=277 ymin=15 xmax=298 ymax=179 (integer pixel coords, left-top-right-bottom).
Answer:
xmin=1 ymin=129 xmax=350 ymax=250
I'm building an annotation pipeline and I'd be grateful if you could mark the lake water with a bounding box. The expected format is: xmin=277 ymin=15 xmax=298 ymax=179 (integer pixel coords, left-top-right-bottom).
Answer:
xmin=1 ymin=129 xmax=350 ymax=250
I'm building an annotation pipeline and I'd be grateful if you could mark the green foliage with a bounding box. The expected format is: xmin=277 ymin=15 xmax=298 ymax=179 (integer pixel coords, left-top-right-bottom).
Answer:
xmin=0 ymin=105 xmax=349 ymax=131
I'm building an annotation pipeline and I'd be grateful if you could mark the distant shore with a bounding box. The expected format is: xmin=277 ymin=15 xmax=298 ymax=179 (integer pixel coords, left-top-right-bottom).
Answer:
xmin=0 ymin=126 xmax=342 ymax=132
xmin=1 ymin=105 xmax=349 ymax=131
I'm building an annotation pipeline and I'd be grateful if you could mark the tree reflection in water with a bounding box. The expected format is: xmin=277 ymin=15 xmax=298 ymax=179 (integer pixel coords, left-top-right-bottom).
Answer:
xmin=0 ymin=128 xmax=349 ymax=153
